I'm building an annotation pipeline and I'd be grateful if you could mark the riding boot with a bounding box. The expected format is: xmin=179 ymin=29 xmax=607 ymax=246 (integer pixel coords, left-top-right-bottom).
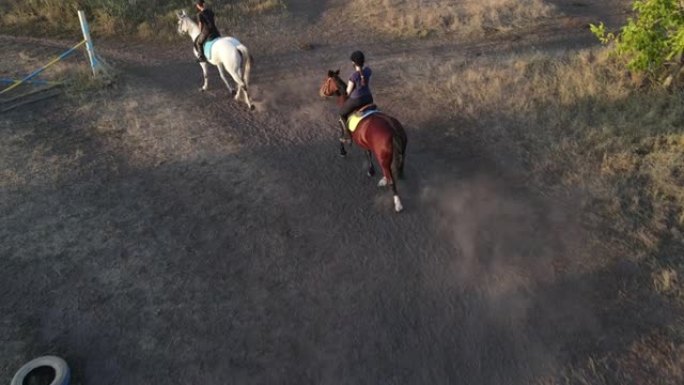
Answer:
xmin=196 ymin=50 xmax=208 ymax=63
xmin=194 ymin=37 xmax=208 ymax=63
xmin=338 ymin=118 xmax=352 ymax=143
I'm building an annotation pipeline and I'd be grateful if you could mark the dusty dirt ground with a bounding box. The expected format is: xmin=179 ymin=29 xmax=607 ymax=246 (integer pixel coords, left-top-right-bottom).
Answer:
xmin=4 ymin=0 xmax=681 ymax=384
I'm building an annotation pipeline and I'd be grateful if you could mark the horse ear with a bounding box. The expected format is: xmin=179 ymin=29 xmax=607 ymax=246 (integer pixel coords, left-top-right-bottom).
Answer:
xmin=181 ymin=9 xmax=187 ymax=16
xmin=335 ymin=69 xmax=340 ymax=76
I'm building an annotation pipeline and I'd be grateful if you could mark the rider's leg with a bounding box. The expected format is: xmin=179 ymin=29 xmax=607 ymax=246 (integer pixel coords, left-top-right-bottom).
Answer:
xmin=195 ymin=33 xmax=209 ymax=62
xmin=338 ymin=117 xmax=351 ymax=143
xmin=338 ymin=98 xmax=361 ymax=143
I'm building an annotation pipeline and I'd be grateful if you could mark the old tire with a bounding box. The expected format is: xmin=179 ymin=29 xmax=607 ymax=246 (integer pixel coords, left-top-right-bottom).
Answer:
xmin=10 ymin=356 xmax=70 ymax=385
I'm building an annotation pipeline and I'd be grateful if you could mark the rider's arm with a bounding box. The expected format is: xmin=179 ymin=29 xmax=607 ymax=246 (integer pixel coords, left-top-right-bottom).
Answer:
xmin=346 ymin=80 xmax=354 ymax=97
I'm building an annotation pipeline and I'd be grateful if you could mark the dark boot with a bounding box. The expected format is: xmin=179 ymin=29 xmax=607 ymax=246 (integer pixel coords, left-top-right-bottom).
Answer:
xmin=194 ymin=38 xmax=208 ymax=63
xmin=196 ymin=49 xmax=208 ymax=63
xmin=338 ymin=118 xmax=352 ymax=143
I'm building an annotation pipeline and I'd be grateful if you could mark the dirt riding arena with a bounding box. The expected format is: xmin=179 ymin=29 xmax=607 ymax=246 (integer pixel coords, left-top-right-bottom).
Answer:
xmin=3 ymin=0 xmax=683 ymax=384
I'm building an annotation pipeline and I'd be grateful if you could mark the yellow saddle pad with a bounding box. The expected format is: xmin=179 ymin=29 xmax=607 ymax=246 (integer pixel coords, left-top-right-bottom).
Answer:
xmin=347 ymin=109 xmax=379 ymax=132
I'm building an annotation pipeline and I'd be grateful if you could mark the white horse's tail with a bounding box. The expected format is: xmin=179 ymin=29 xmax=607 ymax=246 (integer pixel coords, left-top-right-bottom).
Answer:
xmin=236 ymin=44 xmax=252 ymax=88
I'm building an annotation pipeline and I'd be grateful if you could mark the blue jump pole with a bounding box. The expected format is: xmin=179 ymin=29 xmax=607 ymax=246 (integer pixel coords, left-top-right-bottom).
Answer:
xmin=0 ymin=40 xmax=86 ymax=95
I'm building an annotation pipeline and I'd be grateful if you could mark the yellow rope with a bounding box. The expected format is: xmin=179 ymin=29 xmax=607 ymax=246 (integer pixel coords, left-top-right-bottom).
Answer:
xmin=0 ymin=39 xmax=87 ymax=96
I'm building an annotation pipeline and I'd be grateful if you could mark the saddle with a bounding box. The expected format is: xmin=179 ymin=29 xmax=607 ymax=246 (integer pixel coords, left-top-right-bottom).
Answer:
xmin=347 ymin=104 xmax=379 ymax=133
xmin=202 ymin=37 xmax=219 ymax=61
xmin=203 ymin=37 xmax=242 ymax=61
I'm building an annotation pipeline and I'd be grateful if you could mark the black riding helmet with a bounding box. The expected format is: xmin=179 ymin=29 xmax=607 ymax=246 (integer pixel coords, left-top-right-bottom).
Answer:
xmin=350 ymin=50 xmax=365 ymax=67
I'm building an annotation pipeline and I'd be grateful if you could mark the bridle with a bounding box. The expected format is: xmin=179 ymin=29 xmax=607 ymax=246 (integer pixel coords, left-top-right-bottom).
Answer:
xmin=320 ymin=77 xmax=337 ymax=97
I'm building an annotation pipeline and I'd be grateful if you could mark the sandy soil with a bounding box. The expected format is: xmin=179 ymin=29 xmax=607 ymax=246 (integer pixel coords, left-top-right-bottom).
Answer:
xmin=3 ymin=1 xmax=666 ymax=384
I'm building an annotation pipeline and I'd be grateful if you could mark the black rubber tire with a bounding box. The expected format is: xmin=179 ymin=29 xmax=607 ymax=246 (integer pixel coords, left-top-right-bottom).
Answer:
xmin=10 ymin=356 xmax=70 ymax=385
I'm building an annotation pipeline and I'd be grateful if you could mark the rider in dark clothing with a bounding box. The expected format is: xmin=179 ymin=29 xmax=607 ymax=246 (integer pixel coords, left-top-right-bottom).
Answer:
xmin=194 ymin=0 xmax=221 ymax=63
xmin=339 ymin=50 xmax=374 ymax=142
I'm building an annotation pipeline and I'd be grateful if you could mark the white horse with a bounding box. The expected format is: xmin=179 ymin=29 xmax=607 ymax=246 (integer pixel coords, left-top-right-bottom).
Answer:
xmin=176 ymin=10 xmax=254 ymax=110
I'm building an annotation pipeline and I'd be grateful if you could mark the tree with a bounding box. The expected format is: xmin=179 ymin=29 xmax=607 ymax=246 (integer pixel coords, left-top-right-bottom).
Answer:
xmin=590 ymin=0 xmax=684 ymax=87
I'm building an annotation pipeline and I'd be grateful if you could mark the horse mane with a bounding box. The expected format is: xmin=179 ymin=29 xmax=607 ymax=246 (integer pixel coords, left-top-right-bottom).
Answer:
xmin=185 ymin=15 xmax=198 ymax=27
xmin=329 ymin=70 xmax=347 ymax=97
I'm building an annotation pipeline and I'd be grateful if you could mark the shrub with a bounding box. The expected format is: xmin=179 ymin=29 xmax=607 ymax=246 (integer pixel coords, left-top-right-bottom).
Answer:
xmin=590 ymin=0 xmax=684 ymax=85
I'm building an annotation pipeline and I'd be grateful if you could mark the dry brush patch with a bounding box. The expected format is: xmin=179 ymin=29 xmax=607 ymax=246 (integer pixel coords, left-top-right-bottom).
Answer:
xmin=0 ymin=0 xmax=286 ymax=40
xmin=396 ymin=48 xmax=684 ymax=383
xmin=402 ymin=48 xmax=684 ymax=250
xmin=0 ymin=40 xmax=109 ymax=98
xmin=342 ymin=0 xmax=555 ymax=38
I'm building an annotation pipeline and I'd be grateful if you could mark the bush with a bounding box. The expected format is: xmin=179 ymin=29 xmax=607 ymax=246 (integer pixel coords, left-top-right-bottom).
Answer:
xmin=590 ymin=0 xmax=684 ymax=85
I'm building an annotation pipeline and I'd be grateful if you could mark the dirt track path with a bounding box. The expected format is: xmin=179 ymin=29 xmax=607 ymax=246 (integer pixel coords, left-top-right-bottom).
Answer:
xmin=1 ymin=2 xmax=633 ymax=383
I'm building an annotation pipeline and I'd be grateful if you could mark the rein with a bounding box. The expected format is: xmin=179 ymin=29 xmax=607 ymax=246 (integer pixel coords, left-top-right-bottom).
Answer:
xmin=333 ymin=75 xmax=347 ymax=97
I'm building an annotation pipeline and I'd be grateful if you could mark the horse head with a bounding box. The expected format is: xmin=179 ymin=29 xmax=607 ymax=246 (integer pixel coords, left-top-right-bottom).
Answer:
xmin=319 ymin=69 xmax=346 ymax=98
xmin=176 ymin=10 xmax=191 ymax=35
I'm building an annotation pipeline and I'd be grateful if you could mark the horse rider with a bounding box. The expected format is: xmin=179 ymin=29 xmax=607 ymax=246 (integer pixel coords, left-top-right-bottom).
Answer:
xmin=338 ymin=50 xmax=374 ymax=143
xmin=194 ymin=0 xmax=221 ymax=63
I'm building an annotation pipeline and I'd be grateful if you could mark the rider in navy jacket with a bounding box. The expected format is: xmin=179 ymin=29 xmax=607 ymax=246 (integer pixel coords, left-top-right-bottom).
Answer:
xmin=339 ymin=50 xmax=374 ymax=142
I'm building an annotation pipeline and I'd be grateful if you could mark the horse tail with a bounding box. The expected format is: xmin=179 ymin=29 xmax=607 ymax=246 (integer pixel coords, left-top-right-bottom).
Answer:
xmin=236 ymin=44 xmax=252 ymax=88
xmin=390 ymin=118 xmax=407 ymax=179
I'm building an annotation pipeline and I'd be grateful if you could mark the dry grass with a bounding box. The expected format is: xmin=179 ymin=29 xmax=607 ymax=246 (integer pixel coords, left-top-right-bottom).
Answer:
xmin=554 ymin=331 xmax=684 ymax=385
xmin=342 ymin=0 xmax=555 ymax=38
xmin=403 ymin=48 xmax=684 ymax=249
xmin=0 ymin=46 xmax=109 ymax=191
xmin=396 ymin=48 xmax=684 ymax=383
xmin=230 ymin=0 xmax=284 ymax=14
xmin=0 ymin=0 xmax=286 ymax=40
xmin=0 ymin=43 xmax=97 ymax=86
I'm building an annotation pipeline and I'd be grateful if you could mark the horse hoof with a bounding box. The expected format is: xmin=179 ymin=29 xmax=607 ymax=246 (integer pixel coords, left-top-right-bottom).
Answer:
xmin=394 ymin=196 xmax=404 ymax=213
xmin=249 ymin=105 xmax=255 ymax=111
xmin=367 ymin=168 xmax=375 ymax=177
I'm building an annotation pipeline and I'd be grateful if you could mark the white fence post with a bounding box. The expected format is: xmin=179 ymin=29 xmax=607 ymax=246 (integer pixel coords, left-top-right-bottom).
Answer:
xmin=78 ymin=10 xmax=102 ymax=77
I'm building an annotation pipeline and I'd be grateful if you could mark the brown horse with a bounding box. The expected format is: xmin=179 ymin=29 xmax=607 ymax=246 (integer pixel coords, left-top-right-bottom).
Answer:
xmin=320 ymin=69 xmax=408 ymax=213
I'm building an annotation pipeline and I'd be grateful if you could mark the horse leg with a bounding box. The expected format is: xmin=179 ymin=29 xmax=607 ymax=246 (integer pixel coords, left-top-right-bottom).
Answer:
xmin=200 ymin=62 xmax=210 ymax=92
xmin=240 ymin=82 xmax=254 ymax=111
xmin=377 ymin=153 xmax=390 ymax=186
xmin=217 ymin=64 xmax=235 ymax=95
xmin=376 ymin=148 xmax=403 ymax=212
xmin=390 ymin=179 xmax=403 ymax=213
xmin=366 ymin=150 xmax=375 ymax=177
xmin=225 ymin=66 xmax=254 ymax=110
